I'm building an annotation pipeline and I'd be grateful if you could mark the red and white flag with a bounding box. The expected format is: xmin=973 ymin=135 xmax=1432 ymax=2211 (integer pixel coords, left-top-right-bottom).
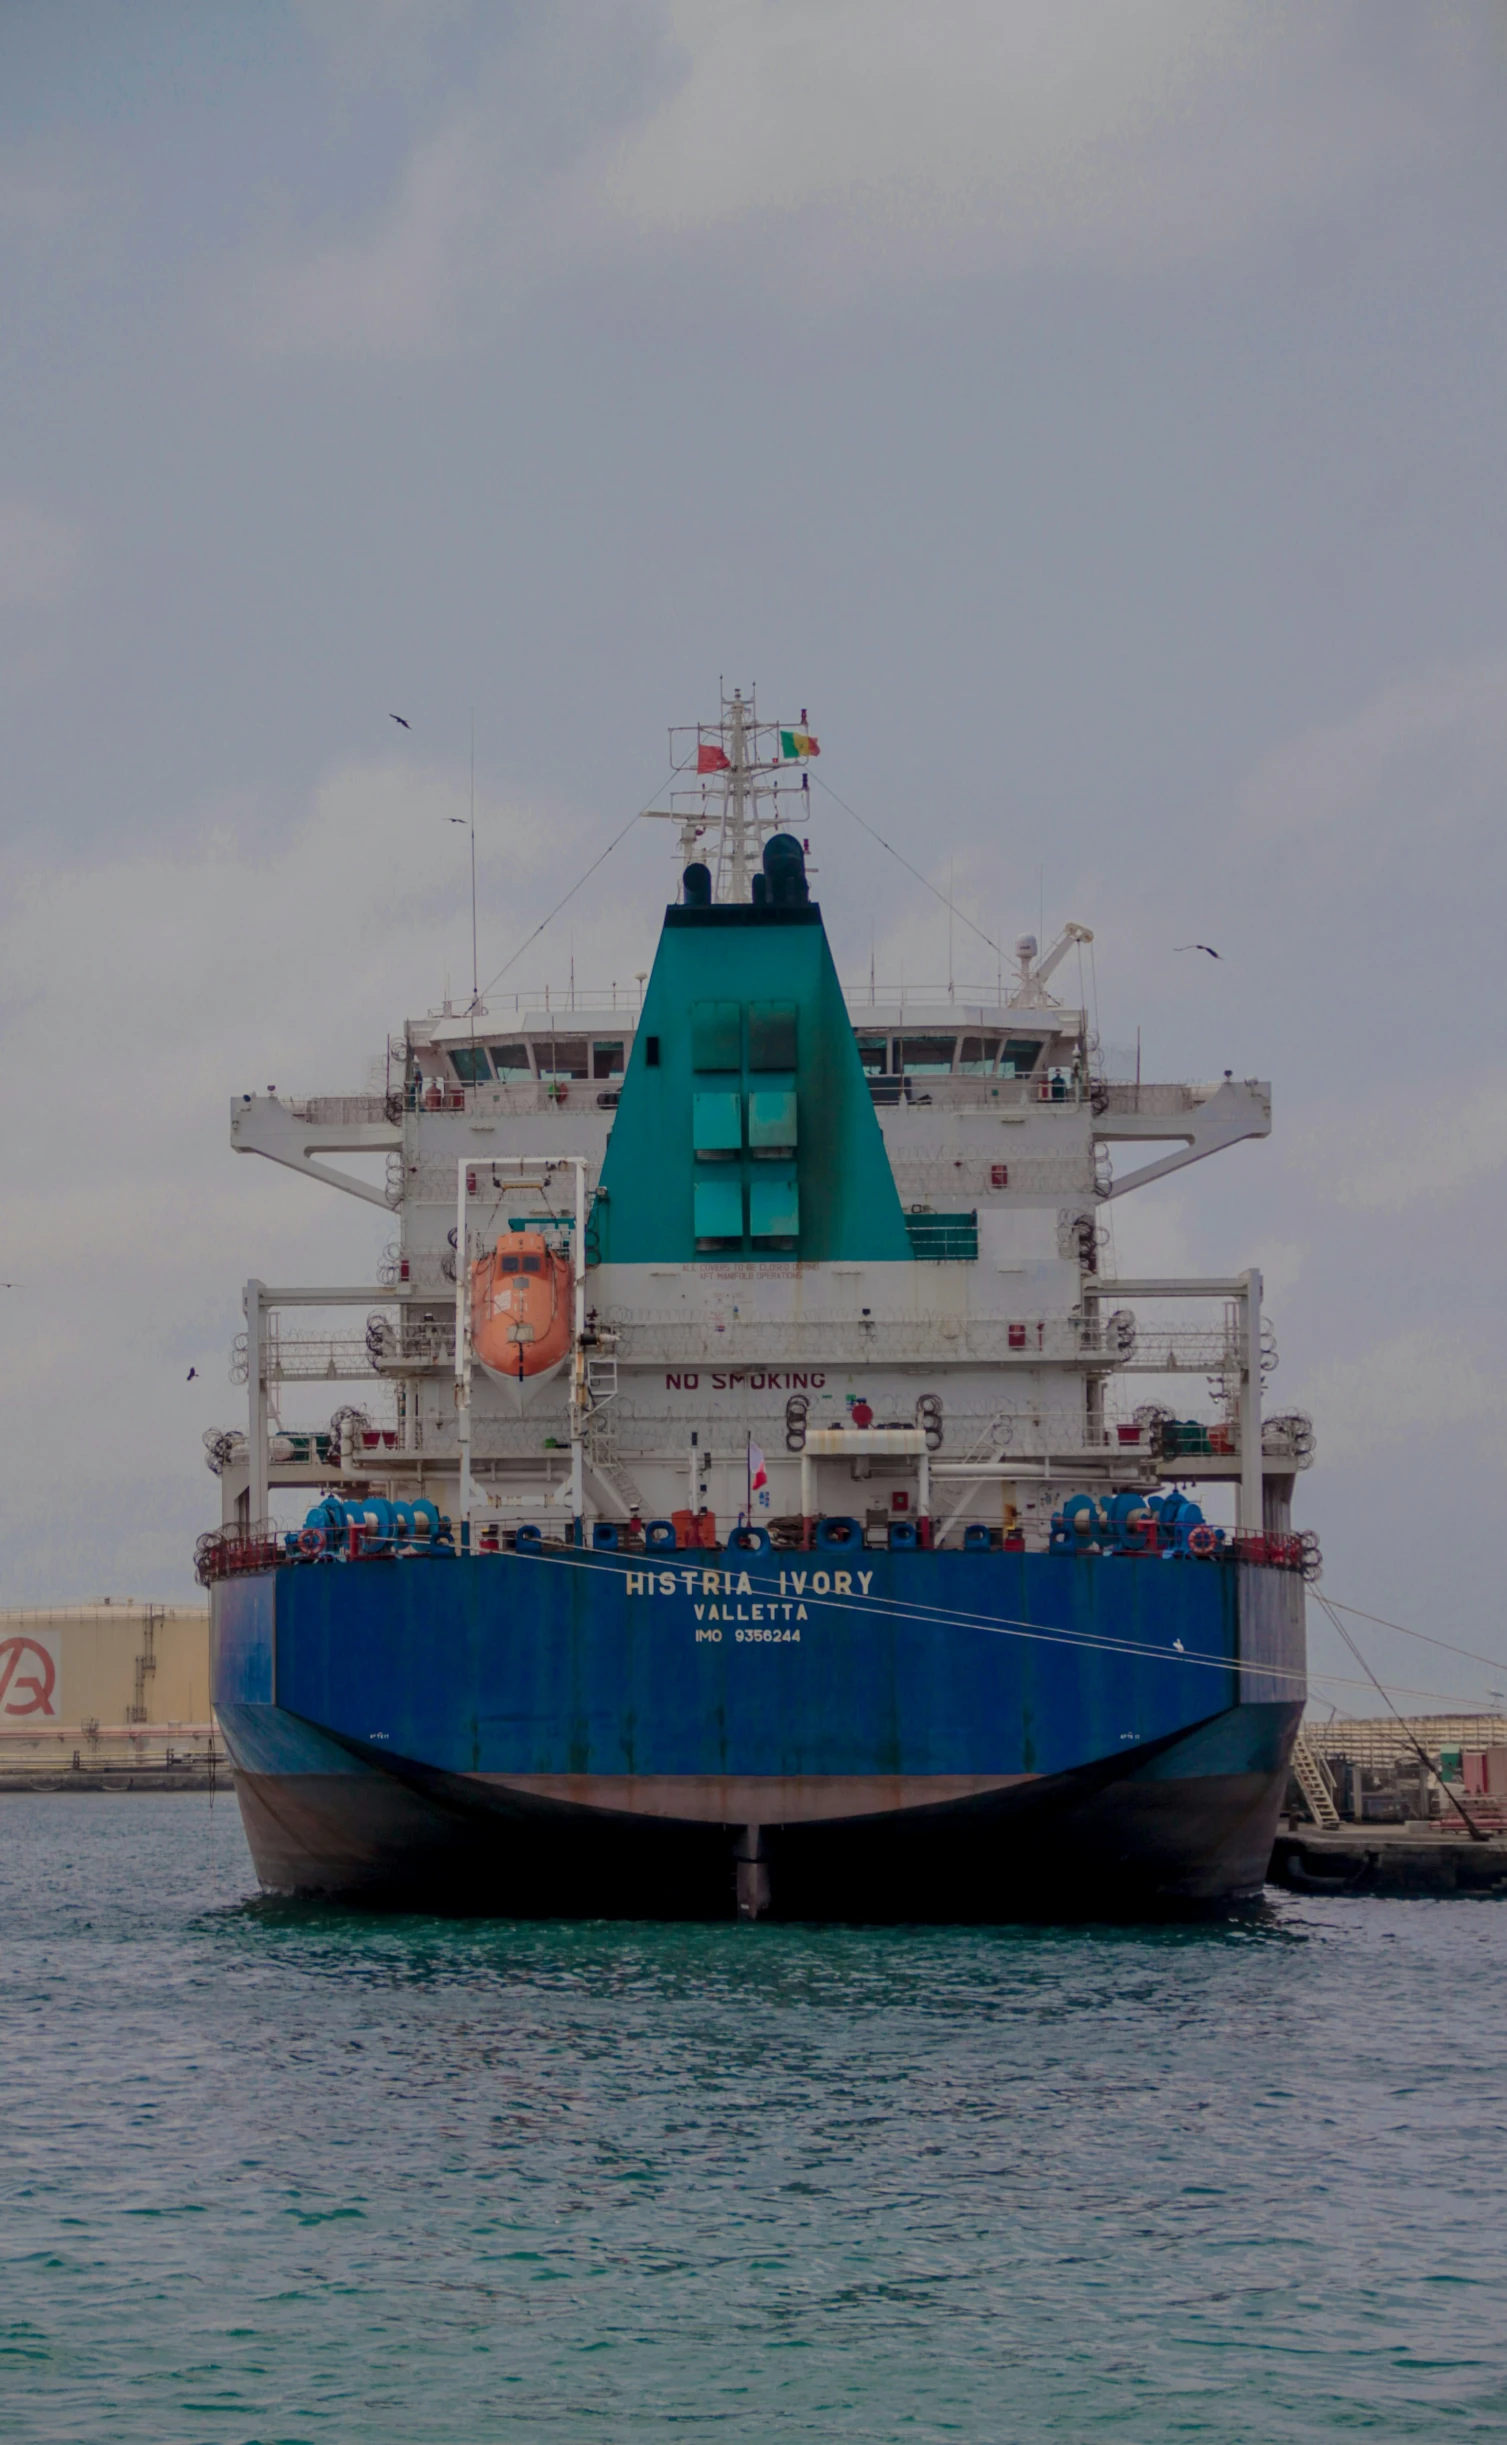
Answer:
xmin=747 ymin=1440 xmax=768 ymax=1493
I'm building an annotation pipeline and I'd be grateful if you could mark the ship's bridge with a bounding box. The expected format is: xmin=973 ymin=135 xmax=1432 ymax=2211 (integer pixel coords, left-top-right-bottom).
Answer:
xmin=407 ymin=988 xmax=1091 ymax=1114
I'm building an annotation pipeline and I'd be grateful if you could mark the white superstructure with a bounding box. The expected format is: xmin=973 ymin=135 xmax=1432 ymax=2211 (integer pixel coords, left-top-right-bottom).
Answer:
xmin=211 ymin=701 xmax=1311 ymax=1553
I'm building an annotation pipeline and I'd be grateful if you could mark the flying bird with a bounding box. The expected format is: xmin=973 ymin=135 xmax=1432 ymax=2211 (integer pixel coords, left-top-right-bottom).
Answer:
xmin=186 ymin=1367 xmax=198 ymax=1381
xmin=1175 ymin=944 xmax=1221 ymax=959
xmin=390 ymin=713 xmax=411 ymax=729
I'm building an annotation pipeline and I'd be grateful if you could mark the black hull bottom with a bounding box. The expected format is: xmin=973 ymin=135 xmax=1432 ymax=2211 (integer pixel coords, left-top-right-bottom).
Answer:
xmin=231 ymin=1707 xmax=1300 ymax=1920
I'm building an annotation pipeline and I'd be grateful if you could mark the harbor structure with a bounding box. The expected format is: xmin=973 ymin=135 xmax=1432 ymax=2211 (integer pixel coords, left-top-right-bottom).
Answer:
xmin=0 ymin=1602 xmax=219 ymax=1787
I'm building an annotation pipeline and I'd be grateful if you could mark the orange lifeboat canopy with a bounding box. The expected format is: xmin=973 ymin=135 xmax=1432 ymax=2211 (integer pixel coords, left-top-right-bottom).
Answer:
xmin=470 ymin=1230 xmax=572 ymax=1382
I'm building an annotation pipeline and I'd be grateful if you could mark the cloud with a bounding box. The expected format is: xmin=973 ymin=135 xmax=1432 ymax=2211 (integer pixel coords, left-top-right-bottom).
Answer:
xmin=0 ymin=496 xmax=89 ymax=692
xmin=1302 ymin=1328 xmax=1507 ymax=1463
xmin=0 ymin=747 xmax=662 ymax=1282
xmin=1240 ymin=642 xmax=1507 ymax=869
xmin=0 ymin=139 xmax=93 ymax=241
xmin=296 ymin=0 xmax=473 ymax=85
xmin=1 ymin=755 xmax=560 ymax=1170
xmin=1293 ymin=1070 xmax=1507 ymax=1216
xmin=221 ymin=110 xmax=507 ymax=361
xmin=0 ymin=753 xmax=626 ymax=1594
xmin=597 ymin=0 xmax=1421 ymax=277
xmin=221 ymin=0 xmax=1485 ymax=360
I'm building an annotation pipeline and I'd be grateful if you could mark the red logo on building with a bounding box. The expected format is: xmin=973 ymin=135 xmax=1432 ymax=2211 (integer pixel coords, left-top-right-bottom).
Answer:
xmin=0 ymin=1636 xmax=58 ymax=1717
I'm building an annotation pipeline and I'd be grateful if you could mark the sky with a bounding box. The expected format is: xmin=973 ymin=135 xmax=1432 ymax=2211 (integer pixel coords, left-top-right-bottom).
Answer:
xmin=3 ymin=0 xmax=1507 ymax=1713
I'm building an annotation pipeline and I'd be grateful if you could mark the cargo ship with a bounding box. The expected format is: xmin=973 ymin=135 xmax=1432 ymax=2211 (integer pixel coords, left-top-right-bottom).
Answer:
xmin=203 ymin=689 xmax=1314 ymax=1915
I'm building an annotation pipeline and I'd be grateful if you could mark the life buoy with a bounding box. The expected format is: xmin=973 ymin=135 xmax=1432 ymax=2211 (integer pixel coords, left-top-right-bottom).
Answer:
xmin=1187 ymin=1523 xmax=1217 ymax=1558
xmin=298 ymin=1526 xmax=326 ymax=1557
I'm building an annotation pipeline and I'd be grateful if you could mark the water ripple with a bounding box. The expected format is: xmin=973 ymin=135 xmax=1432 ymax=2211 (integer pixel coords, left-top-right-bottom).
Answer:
xmin=1 ymin=1795 xmax=1504 ymax=2442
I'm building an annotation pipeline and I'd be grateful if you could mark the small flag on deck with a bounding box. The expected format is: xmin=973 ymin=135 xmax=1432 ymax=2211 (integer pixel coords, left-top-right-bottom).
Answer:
xmin=779 ymin=727 xmax=819 ymax=760
xmin=697 ymin=742 xmax=731 ymax=773
xmin=748 ymin=1440 xmax=768 ymax=1494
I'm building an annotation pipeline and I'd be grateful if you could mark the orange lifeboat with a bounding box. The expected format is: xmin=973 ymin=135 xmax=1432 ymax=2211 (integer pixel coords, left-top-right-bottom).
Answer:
xmin=470 ymin=1230 xmax=573 ymax=1383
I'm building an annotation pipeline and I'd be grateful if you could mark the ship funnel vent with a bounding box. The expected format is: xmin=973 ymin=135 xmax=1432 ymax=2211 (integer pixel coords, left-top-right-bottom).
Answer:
xmin=763 ymin=833 xmax=810 ymax=909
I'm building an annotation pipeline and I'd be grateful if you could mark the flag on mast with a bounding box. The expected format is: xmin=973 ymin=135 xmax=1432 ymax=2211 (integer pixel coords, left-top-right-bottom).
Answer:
xmin=748 ymin=1440 xmax=768 ymax=1495
xmin=697 ymin=742 xmax=731 ymax=773
xmin=779 ymin=727 xmax=819 ymax=759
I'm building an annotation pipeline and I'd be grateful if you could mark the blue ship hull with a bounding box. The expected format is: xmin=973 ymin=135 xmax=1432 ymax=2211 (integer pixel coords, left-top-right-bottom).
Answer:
xmin=213 ymin=1549 xmax=1304 ymax=1915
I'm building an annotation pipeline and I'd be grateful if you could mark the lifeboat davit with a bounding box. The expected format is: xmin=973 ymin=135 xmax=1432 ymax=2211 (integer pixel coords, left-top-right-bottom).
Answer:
xmin=470 ymin=1230 xmax=573 ymax=1385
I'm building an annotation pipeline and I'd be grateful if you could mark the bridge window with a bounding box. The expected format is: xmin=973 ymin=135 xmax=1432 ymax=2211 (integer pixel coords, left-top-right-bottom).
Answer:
xmin=592 ymin=1040 xmax=625 ymax=1078
xmin=855 ymin=1036 xmax=890 ymax=1075
xmin=1000 ymin=1037 xmax=1043 ymax=1076
xmin=898 ymin=1035 xmax=955 ymax=1075
xmin=957 ymin=1036 xmax=1001 ymax=1075
xmin=538 ymin=1037 xmax=589 ymax=1080
xmin=449 ymin=1045 xmax=491 ymax=1082
xmin=488 ymin=1042 xmax=533 ymax=1081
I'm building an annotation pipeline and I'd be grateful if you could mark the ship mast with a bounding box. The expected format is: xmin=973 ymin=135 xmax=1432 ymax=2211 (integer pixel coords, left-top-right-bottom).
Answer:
xmin=647 ymin=685 xmax=818 ymax=901
xmin=727 ymin=688 xmax=751 ymax=906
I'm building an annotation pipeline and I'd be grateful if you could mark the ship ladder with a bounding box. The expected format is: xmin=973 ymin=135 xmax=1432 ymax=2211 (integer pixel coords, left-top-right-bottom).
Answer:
xmin=936 ymin=1412 xmax=1012 ymax=1542
xmin=591 ymin=1446 xmax=648 ymax=1519
xmin=586 ymin=1354 xmax=620 ymax=1408
xmin=1291 ymin=1730 xmax=1341 ymax=1830
xmin=583 ymin=1373 xmax=648 ymax=1520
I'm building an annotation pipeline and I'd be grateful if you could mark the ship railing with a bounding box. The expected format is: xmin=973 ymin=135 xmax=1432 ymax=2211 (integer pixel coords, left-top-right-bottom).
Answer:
xmin=284 ymin=1093 xmax=396 ymax=1125
xmin=1102 ymin=1412 xmax=1315 ymax=1465
xmin=231 ymin=1325 xmax=455 ymax=1384
xmin=866 ymin=1073 xmax=1086 ymax=1110
xmin=1094 ymin=1081 xmax=1241 ymax=1116
xmin=194 ymin=1516 xmax=1319 ymax=1577
xmin=424 ymin=986 xmax=645 ymax=1020
xmin=419 ymin=982 xmax=1084 ymax=1024
xmin=195 ymin=1525 xmax=283 ymax=1584
xmin=407 ymin=1081 xmax=622 ymax=1116
xmin=603 ymin=1317 xmax=1105 ymax=1366
xmin=599 ymin=1314 xmax=1250 ymax=1367
xmin=1222 ymin=1531 xmax=1321 ymax=1577
xmin=394 ymin=1076 xmax=1244 ymax=1119
xmin=377 ymin=1264 xmax=457 ymax=1302
xmin=400 ymin=1076 xmax=1116 ymax=1119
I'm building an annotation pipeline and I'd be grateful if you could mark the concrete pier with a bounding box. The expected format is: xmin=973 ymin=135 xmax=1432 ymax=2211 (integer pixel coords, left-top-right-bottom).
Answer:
xmin=1270 ymin=1825 xmax=1507 ymax=1896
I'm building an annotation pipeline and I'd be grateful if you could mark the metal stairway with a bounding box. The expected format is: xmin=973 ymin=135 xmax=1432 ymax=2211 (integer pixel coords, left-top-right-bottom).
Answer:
xmin=1291 ymin=1730 xmax=1341 ymax=1829
xmin=583 ymin=1353 xmax=647 ymax=1518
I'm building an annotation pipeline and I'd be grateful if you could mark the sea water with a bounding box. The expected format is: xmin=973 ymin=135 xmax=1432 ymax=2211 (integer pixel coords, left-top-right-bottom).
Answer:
xmin=2 ymin=1794 xmax=1503 ymax=2443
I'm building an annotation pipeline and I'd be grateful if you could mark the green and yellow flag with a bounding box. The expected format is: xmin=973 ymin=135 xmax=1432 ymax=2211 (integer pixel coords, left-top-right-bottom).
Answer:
xmin=780 ymin=726 xmax=819 ymax=759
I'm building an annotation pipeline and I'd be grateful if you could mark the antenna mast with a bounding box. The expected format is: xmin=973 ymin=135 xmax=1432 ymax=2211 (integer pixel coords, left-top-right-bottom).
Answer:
xmin=647 ymin=686 xmax=820 ymax=902
xmin=728 ymin=690 xmax=751 ymax=906
xmin=468 ymin=707 xmax=479 ymax=1011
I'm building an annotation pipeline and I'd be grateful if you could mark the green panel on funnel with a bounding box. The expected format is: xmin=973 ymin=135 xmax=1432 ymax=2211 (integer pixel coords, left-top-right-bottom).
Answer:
xmin=692 ymin=1091 xmax=743 ymax=1152
xmin=750 ymin=1170 xmax=800 ymax=1240
xmin=595 ymin=901 xmax=910 ymax=1262
xmin=748 ymin=1087 xmax=798 ymax=1149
